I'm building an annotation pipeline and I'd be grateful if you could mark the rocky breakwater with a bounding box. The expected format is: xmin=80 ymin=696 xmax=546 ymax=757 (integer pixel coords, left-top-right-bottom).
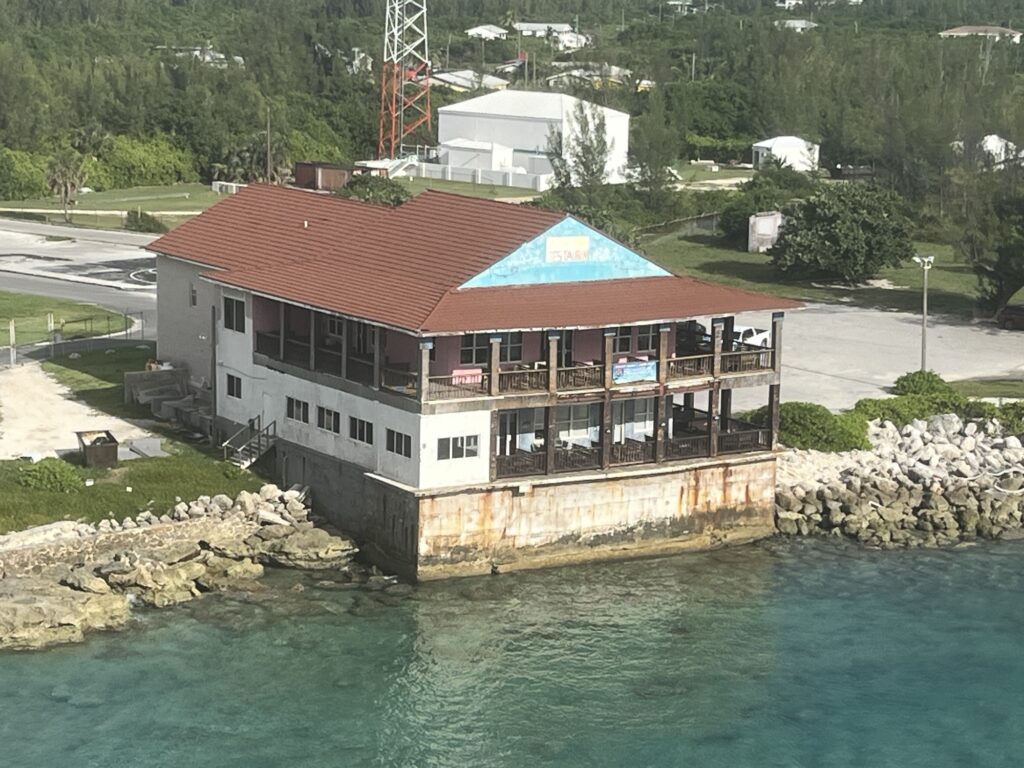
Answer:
xmin=0 ymin=485 xmax=359 ymax=651
xmin=775 ymin=415 xmax=1024 ymax=548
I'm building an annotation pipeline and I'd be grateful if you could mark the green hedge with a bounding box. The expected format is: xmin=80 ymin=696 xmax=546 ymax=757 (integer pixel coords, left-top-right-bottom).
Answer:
xmin=747 ymin=401 xmax=870 ymax=452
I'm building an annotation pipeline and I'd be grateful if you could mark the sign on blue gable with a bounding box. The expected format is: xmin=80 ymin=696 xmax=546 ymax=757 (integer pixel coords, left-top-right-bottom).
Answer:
xmin=612 ymin=360 xmax=658 ymax=384
xmin=460 ymin=217 xmax=670 ymax=289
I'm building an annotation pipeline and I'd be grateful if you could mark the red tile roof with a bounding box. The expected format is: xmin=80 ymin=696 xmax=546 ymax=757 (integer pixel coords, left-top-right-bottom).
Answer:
xmin=421 ymin=277 xmax=801 ymax=334
xmin=148 ymin=184 xmax=799 ymax=335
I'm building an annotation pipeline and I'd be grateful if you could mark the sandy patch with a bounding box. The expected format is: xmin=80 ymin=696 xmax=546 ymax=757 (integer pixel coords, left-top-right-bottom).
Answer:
xmin=0 ymin=361 xmax=151 ymax=460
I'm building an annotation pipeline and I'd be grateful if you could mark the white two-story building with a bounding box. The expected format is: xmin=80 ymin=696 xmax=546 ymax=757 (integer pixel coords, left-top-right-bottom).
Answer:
xmin=149 ymin=185 xmax=797 ymax=580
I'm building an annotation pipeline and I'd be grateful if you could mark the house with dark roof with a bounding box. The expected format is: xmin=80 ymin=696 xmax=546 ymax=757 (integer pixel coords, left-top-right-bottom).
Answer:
xmin=148 ymin=185 xmax=798 ymax=580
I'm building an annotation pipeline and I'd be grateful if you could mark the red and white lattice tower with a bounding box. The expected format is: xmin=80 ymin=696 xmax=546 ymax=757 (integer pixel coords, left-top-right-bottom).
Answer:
xmin=377 ymin=0 xmax=431 ymax=160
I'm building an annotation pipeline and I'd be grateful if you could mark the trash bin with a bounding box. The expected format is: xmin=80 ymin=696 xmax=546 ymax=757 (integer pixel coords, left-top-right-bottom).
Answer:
xmin=76 ymin=430 xmax=119 ymax=468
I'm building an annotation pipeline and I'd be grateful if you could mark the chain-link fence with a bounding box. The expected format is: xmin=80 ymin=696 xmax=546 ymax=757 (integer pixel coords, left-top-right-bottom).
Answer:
xmin=0 ymin=310 xmax=148 ymax=368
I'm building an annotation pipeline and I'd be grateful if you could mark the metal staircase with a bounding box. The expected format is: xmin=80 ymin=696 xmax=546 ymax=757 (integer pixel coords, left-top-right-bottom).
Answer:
xmin=222 ymin=415 xmax=277 ymax=469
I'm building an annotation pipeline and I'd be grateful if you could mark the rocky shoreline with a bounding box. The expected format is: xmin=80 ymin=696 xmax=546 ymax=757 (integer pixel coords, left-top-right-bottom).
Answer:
xmin=775 ymin=414 xmax=1024 ymax=547
xmin=0 ymin=484 xmax=379 ymax=651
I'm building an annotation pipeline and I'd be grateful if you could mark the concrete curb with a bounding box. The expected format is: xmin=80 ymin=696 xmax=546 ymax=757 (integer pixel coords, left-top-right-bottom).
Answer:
xmin=0 ymin=266 xmax=155 ymax=292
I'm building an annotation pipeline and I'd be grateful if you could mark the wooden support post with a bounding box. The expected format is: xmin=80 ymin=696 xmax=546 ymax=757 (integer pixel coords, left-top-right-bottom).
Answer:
xmin=545 ymin=405 xmax=557 ymax=475
xmin=547 ymin=332 xmax=559 ymax=393
xmin=683 ymin=391 xmax=695 ymax=412
xmin=708 ymin=386 xmax=720 ymax=458
xmin=768 ymin=383 xmax=781 ymax=451
xmin=657 ymin=324 xmax=670 ymax=385
xmin=603 ymin=329 xmax=615 ymax=389
xmin=722 ymin=316 xmax=735 ymax=352
xmin=771 ymin=311 xmax=785 ymax=374
xmin=655 ymin=394 xmax=667 ymax=463
xmin=490 ymin=409 xmax=499 ymax=482
xmin=308 ymin=311 xmax=316 ymax=370
xmin=711 ymin=321 xmax=724 ymax=378
xmin=372 ymin=326 xmax=381 ymax=390
xmin=277 ymin=302 xmax=285 ymax=360
xmin=340 ymin=320 xmax=348 ymax=380
xmin=418 ymin=340 xmax=433 ymax=402
xmin=721 ymin=388 xmax=732 ymax=423
xmin=601 ymin=397 xmax=613 ymax=469
xmin=489 ymin=336 xmax=502 ymax=396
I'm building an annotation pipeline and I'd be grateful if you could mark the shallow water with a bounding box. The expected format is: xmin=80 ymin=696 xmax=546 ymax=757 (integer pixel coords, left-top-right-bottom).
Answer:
xmin=3 ymin=539 xmax=1024 ymax=767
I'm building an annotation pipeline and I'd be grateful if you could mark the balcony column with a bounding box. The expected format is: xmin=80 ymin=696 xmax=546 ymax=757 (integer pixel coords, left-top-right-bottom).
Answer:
xmin=277 ymin=302 xmax=285 ymax=360
xmin=340 ymin=320 xmax=349 ymax=380
xmin=683 ymin=392 xmax=694 ymax=411
xmin=708 ymin=386 xmax=721 ymax=458
xmin=655 ymin=395 xmax=667 ymax=463
xmin=600 ymin=398 xmax=613 ymax=470
xmin=602 ymin=328 xmax=615 ymax=389
xmin=547 ymin=332 xmax=559 ymax=394
xmin=768 ymin=383 xmax=781 ymax=451
xmin=721 ymin=388 xmax=732 ymax=423
xmin=545 ymin=406 xmax=557 ymax=475
xmin=372 ymin=327 xmax=382 ymax=390
xmin=490 ymin=410 xmax=499 ymax=482
xmin=417 ymin=340 xmax=433 ymax=403
xmin=711 ymin=320 xmax=724 ymax=378
xmin=488 ymin=336 xmax=501 ymax=396
xmin=308 ymin=311 xmax=316 ymax=370
xmin=657 ymin=324 xmax=670 ymax=385
xmin=720 ymin=316 xmax=735 ymax=351
xmin=771 ymin=311 xmax=785 ymax=374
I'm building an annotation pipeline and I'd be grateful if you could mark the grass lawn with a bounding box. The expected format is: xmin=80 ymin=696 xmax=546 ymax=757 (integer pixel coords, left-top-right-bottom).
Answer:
xmin=0 ymin=343 xmax=266 ymax=533
xmin=0 ymin=183 xmax=221 ymax=212
xmin=950 ymin=378 xmax=1024 ymax=399
xmin=0 ymin=291 xmax=126 ymax=345
xmin=401 ymin=176 xmax=537 ymax=199
xmin=643 ymin=233 xmax=979 ymax=317
xmin=673 ymin=162 xmax=754 ymax=183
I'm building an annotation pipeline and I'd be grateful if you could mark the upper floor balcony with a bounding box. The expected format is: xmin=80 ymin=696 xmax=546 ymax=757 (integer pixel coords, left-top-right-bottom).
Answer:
xmin=249 ymin=296 xmax=783 ymax=408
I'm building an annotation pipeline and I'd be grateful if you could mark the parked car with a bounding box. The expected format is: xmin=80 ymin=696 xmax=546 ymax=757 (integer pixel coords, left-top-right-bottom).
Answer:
xmin=732 ymin=325 xmax=771 ymax=347
xmin=997 ymin=304 xmax=1024 ymax=331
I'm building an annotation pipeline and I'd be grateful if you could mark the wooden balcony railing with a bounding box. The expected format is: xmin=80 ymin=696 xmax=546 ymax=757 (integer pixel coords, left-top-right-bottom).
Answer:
xmin=666 ymin=354 xmax=713 ymax=381
xmin=718 ymin=428 xmax=771 ymax=454
xmin=557 ymin=364 xmax=604 ymax=390
xmin=498 ymin=368 xmax=548 ymax=394
xmin=720 ymin=347 xmax=774 ymax=375
xmin=381 ymin=367 xmax=417 ymax=394
xmin=496 ymin=451 xmax=548 ymax=478
xmin=313 ymin=346 xmax=343 ymax=377
xmin=665 ymin=434 xmax=710 ymax=461
xmin=428 ymin=372 xmax=490 ymax=400
xmin=553 ymin=445 xmax=602 ymax=472
xmin=255 ymin=331 xmax=280 ymax=357
xmin=609 ymin=439 xmax=656 ymax=465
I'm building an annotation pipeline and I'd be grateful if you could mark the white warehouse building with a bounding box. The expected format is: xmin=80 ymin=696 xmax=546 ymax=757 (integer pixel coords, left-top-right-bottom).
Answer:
xmin=751 ymin=135 xmax=820 ymax=172
xmin=410 ymin=90 xmax=630 ymax=191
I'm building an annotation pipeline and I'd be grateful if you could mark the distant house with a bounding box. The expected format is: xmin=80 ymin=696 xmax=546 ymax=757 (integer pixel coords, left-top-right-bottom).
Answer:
xmin=775 ymin=0 xmax=803 ymax=9
xmin=748 ymin=211 xmax=784 ymax=253
xmin=546 ymin=64 xmax=653 ymax=91
xmin=752 ymin=136 xmax=820 ymax=172
xmin=667 ymin=1 xmax=716 ymax=14
xmin=951 ymin=134 xmax=1021 ymax=166
xmin=512 ymin=21 xmax=573 ymax=37
xmin=425 ymin=70 xmax=508 ymax=93
xmin=939 ymin=25 xmax=1022 ymax=44
xmin=293 ymin=162 xmax=355 ymax=193
xmin=465 ymin=24 xmax=508 ymax=41
xmin=774 ymin=19 xmax=818 ymax=32
xmin=159 ymin=45 xmax=244 ymax=68
xmin=552 ymin=31 xmax=591 ymax=52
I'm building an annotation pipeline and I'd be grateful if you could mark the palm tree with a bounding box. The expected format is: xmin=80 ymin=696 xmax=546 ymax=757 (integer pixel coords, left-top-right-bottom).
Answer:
xmin=47 ymin=150 xmax=87 ymax=224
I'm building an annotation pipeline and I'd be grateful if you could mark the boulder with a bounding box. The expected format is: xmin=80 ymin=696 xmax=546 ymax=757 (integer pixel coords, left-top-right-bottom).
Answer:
xmin=259 ymin=528 xmax=357 ymax=570
xmin=0 ymin=577 xmax=130 ymax=651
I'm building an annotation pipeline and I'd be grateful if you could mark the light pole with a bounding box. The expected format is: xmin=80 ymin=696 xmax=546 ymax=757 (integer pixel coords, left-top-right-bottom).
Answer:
xmin=912 ymin=254 xmax=935 ymax=371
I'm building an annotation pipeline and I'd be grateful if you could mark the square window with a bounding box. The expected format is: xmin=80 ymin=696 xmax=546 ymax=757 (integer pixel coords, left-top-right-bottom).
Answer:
xmin=349 ymin=417 xmax=373 ymax=444
xmin=636 ymin=325 xmax=657 ymax=353
xmin=613 ymin=326 xmax=632 ymax=355
xmin=500 ymin=332 xmax=523 ymax=363
xmin=286 ymin=396 xmax=309 ymax=423
xmin=460 ymin=333 xmax=489 ymax=365
xmin=226 ymin=374 xmax=242 ymax=399
xmin=317 ymin=406 xmax=341 ymax=434
xmin=386 ymin=429 xmax=412 ymax=458
xmin=224 ymin=297 xmax=245 ymax=333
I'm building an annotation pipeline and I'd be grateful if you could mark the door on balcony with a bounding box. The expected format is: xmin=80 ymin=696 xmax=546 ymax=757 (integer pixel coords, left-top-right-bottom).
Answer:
xmin=548 ymin=330 xmax=574 ymax=368
xmin=497 ymin=411 xmax=519 ymax=456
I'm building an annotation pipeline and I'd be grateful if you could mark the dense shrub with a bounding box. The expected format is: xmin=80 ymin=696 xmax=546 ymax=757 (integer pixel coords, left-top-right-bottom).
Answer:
xmin=103 ymin=135 xmax=198 ymax=188
xmin=892 ymin=370 xmax=956 ymax=396
xmin=0 ymin=148 xmax=47 ymax=200
xmin=17 ymin=458 xmax=83 ymax=493
xmin=335 ymin=174 xmax=411 ymax=207
xmin=748 ymin=401 xmax=869 ymax=452
xmin=125 ymin=209 xmax=168 ymax=233
xmin=852 ymin=393 xmax=965 ymax=425
xmin=999 ymin=402 xmax=1024 ymax=434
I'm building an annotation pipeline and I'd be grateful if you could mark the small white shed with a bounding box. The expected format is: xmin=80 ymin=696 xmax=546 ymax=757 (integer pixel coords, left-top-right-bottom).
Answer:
xmin=752 ymin=136 xmax=820 ymax=172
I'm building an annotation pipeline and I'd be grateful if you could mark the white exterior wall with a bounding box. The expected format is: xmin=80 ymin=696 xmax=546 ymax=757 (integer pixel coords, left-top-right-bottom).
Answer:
xmin=419 ymin=410 xmax=493 ymax=490
xmin=440 ymin=112 xmax=555 ymax=155
xmin=156 ymin=254 xmax=218 ymax=384
xmin=213 ymin=288 xmax=431 ymax=489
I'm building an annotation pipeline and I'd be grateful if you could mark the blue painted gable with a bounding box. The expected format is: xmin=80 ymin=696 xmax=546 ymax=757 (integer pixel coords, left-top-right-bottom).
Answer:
xmin=459 ymin=217 xmax=670 ymax=289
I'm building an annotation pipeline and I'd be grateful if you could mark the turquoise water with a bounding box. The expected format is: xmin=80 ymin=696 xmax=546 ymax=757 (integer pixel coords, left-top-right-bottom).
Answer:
xmin=3 ymin=539 xmax=1024 ymax=767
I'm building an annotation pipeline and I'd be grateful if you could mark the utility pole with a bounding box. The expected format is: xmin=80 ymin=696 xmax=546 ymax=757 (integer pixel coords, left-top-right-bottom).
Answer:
xmin=912 ymin=255 xmax=935 ymax=371
xmin=266 ymin=106 xmax=272 ymax=183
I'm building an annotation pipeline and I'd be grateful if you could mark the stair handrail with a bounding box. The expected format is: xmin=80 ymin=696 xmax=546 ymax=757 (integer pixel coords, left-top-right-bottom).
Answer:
xmin=221 ymin=415 xmax=261 ymax=461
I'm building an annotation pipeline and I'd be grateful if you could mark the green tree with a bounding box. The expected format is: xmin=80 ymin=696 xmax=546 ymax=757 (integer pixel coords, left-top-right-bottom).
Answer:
xmin=959 ymin=168 xmax=1024 ymax=314
xmin=770 ymin=183 xmax=915 ymax=281
xmin=547 ymin=100 xmax=612 ymax=206
xmin=47 ymin=150 xmax=87 ymax=223
xmin=630 ymin=88 xmax=677 ymax=208
xmin=0 ymin=149 xmax=47 ymax=200
xmin=335 ymin=174 xmax=411 ymax=206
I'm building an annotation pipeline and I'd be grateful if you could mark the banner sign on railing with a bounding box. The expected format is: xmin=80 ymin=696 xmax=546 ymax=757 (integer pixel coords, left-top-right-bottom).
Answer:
xmin=611 ymin=360 xmax=657 ymax=384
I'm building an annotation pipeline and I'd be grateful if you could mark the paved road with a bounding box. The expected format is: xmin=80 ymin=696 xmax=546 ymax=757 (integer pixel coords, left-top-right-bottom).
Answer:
xmin=0 ymin=217 xmax=157 ymax=246
xmin=734 ymin=304 xmax=1024 ymax=411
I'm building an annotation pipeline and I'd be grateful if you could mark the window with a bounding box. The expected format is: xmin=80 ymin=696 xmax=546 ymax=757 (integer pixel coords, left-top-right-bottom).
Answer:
xmin=226 ymin=374 xmax=242 ymax=399
xmin=189 ymin=283 xmax=197 ymax=308
xmin=636 ymin=325 xmax=657 ymax=353
xmin=224 ymin=297 xmax=245 ymax=332
xmin=327 ymin=317 xmax=344 ymax=338
xmin=386 ymin=428 xmax=412 ymax=458
xmin=460 ymin=333 xmax=489 ymax=365
xmin=437 ymin=435 xmax=479 ymax=460
xmin=286 ymin=396 xmax=309 ymax=424
xmin=555 ymin=403 xmax=600 ymax=447
xmin=613 ymin=326 xmax=632 ymax=354
xmin=500 ymin=332 xmax=523 ymax=363
xmin=317 ymin=406 xmax=341 ymax=434
xmin=350 ymin=416 xmax=374 ymax=444
xmin=350 ymin=321 xmax=375 ymax=357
